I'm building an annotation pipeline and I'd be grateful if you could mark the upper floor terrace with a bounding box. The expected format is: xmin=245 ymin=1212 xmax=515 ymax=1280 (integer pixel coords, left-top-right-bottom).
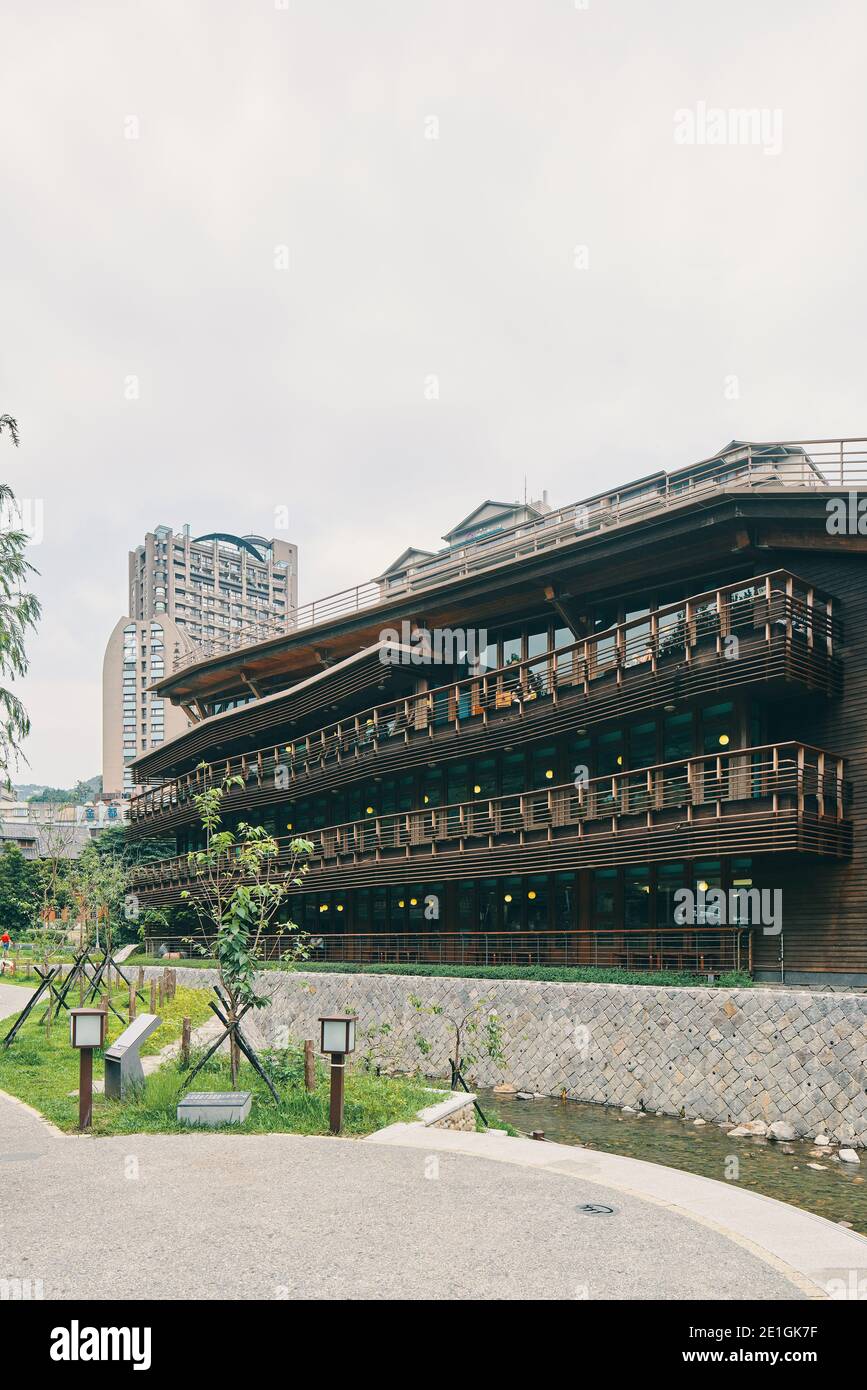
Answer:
xmin=128 ymin=568 xmax=840 ymax=835
xmin=129 ymin=740 xmax=852 ymax=904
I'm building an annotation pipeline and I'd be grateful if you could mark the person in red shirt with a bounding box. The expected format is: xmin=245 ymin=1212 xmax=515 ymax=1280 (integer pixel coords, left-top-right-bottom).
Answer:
xmin=0 ymin=932 xmax=10 ymax=974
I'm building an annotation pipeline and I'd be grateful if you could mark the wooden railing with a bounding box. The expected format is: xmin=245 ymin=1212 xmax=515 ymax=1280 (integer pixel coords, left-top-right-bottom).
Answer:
xmin=130 ymin=742 xmax=849 ymax=894
xmin=130 ymin=570 xmax=839 ymax=830
xmin=170 ymin=436 xmax=864 ymax=671
xmin=140 ymin=928 xmax=752 ymax=973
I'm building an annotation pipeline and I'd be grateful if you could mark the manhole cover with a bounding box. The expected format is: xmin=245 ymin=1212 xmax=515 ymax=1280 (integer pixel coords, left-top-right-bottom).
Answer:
xmin=576 ymin=1202 xmax=616 ymax=1216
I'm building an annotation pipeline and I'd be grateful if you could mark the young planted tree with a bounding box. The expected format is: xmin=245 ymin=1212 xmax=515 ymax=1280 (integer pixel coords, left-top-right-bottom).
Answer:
xmin=25 ymin=812 xmax=79 ymax=1031
xmin=409 ymin=993 xmax=506 ymax=1088
xmin=67 ymin=839 xmax=127 ymax=955
xmin=181 ymin=768 xmax=313 ymax=1088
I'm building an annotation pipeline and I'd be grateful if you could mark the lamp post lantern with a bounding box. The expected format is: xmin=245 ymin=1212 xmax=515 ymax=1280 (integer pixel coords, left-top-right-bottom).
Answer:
xmin=319 ymin=1014 xmax=357 ymax=1134
xmin=69 ymin=1007 xmax=106 ymax=1130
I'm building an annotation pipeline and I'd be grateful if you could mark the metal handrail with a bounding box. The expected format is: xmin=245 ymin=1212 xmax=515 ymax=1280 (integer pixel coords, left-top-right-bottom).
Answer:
xmin=140 ymin=927 xmax=751 ymax=972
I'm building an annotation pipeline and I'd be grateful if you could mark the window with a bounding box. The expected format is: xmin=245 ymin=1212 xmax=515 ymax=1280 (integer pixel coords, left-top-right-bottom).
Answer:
xmin=593 ymin=869 xmax=617 ymax=923
xmin=657 ymin=863 xmax=686 ymax=930
xmin=701 ymin=701 xmax=734 ymax=754
xmin=554 ymin=872 xmax=576 ymax=930
xmin=501 ymin=876 xmax=522 ymax=931
xmin=624 ymin=865 xmax=651 ymax=928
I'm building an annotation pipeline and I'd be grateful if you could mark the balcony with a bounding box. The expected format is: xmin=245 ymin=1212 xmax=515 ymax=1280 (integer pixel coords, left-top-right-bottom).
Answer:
xmin=168 ymin=435 xmax=865 ymax=671
xmin=130 ymin=742 xmax=851 ymax=903
xmin=128 ymin=570 xmax=841 ymax=838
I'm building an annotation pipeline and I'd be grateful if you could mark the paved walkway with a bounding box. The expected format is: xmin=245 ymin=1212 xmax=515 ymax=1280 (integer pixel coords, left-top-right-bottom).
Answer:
xmin=0 ymin=1089 xmax=852 ymax=1301
xmin=0 ymin=980 xmax=35 ymax=1022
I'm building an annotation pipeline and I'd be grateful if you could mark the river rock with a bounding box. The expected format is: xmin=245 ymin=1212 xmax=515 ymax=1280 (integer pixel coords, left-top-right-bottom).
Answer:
xmin=742 ymin=1120 xmax=768 ymax=1136
xmin=807 ymin=1163 xmax=828 ymax=1171
xmin=813 ymin=1134 xmax=830 ymax=1146
xmin=727 ymin=1126 xmax=750 ymax=1137
xmin=515 ymin=1092 xmax=534 ymax=1101
xmin=768 ymin=1121 xmax=796 ymax=1142
xmin=493 ymin=1083 xmax=516 ymax=1095
xmin=622 ymin=1105 xmax=636 ymax=1113
xmin=693 ymin=1118 xmax=707 ymax=1126
xmin=838 ymin=1149 xmax=861 ymax=1164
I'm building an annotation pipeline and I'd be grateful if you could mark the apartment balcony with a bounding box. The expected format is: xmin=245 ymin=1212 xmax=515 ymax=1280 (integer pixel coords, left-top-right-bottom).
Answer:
xmin=128 ymin=570 xmax=841 ymax=839
xmin=130 ymin=742 xmax=851 ymax=903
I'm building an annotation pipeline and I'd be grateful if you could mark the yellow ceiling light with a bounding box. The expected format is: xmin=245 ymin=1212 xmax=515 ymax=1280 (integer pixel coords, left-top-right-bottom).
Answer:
xmin=697 ymin=881 xmax=709 ymax=892
xmin=365 ymin=806 xmax=374 ymax=815
xmin=286 ymin=822 xmax=293 ymax=830
xmin=410 ymin=897 xmax=418 ymax=906
xmin=336 ymin=904 xmax=344 ymax=912
xmin=616 ymin=755 xmax=623 ymax=766
xmin=398 ymin=900 xmax=405 ymax=908
xmin=473 ymin=784 xmax=482 ymax=794
xmin=527 ymin=890 xmax=537 ymax=900
xmin=423 ymin=795 xmax=429 ymax=804
xmin=319 ymin=903 xmax=329 ymax=912
xmin=504 ymin=893 xmax=513 ymax=903
xmin=544 ymin=769 xmax=554 ymax=779
xmin=718 ymin=733 xmax=730 ymax=746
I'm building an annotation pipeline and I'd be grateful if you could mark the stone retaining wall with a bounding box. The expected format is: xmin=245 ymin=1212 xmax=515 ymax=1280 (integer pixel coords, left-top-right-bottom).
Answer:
xmin=137 ymin=966 xmax=867 ymax=1144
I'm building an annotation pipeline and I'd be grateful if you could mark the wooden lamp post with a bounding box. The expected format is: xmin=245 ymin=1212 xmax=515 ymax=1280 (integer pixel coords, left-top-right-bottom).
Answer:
xmin=319 ymin=1015 xmax=357 ymax=1134
xmin=69 ymin=1007 xmax=106 ymax=1130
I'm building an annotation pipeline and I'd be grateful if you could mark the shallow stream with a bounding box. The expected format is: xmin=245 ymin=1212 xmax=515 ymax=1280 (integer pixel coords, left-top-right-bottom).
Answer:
xmin=476 ymin=1090 xmax=867 ymax=1235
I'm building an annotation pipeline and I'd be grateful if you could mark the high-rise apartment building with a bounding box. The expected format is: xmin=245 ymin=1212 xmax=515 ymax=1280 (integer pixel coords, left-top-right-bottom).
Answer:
xmin=128 ymin=526 xmax=298 ymax=659
xmin=102 ymin=613 xmax=195 ymax=798
xmin=103 ymin=526 xmax=299 ymax=797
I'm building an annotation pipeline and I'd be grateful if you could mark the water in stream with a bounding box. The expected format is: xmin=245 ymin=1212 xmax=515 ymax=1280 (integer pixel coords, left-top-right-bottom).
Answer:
xmin=476 ymin=1090 xmax=867 ymax=1235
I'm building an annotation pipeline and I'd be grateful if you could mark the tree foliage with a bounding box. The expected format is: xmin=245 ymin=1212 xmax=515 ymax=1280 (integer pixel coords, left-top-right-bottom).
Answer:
xmin=0 ymin=419 xmax=41 ymax=780
xmin=181 ymin=767 xmax=313 ymax=1085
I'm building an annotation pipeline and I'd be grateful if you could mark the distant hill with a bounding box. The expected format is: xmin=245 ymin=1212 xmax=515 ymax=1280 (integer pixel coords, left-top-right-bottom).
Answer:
xmin=14 ymin=775 xmax=102 ymax=804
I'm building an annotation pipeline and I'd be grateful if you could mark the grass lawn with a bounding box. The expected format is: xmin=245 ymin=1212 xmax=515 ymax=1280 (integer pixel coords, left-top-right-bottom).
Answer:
xmin=85 ymin=1050 xmax=443 ymax=1137
xmin=0 ymin=983 xmax=213 ymax=1130
xmin=0 ymin=988 xmax=443 ymax=1138
xmin=127 ymin=954 xmax=752 ymax=989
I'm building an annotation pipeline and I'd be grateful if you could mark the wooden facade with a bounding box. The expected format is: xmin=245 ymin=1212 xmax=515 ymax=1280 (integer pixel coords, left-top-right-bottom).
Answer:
xmin=129 ymin=449 xmax=867 ymax=983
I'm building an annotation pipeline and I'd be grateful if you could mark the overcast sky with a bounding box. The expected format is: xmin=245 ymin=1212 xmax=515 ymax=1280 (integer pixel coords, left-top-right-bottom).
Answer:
xmin=3 ymin=0 xmax=866 ymax=786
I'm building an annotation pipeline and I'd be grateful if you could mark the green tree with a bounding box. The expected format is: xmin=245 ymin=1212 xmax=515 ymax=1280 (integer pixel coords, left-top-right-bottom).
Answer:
xmin=182 ymin=769 xmax=313 ymax=1086
xmin=409 ymin=994 xmax=506 ymax=1083
xmin=93 ymin=822 xmax=191 ymax=944
xmin=0 ymin=419 xmax=41 ymax=780
xmin=0 ymin=842 xmax=41 ymax=935
xmin=68 ymin=840 xmax=127 ymax=956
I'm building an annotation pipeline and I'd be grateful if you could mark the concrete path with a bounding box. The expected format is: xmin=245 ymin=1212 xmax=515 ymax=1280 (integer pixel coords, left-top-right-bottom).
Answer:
xmin=0 ymin=981 xmax=34 ymax=1022
xmin=0 ymin=1089 xmax=842 ymax=1301
xmin=370 ymin=1122 xmax=867 ymax=1300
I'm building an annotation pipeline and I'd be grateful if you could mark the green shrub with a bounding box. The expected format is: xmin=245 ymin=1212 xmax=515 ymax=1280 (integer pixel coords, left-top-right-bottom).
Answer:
xmin=126 ymin=953 xmax=752 ymax=988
